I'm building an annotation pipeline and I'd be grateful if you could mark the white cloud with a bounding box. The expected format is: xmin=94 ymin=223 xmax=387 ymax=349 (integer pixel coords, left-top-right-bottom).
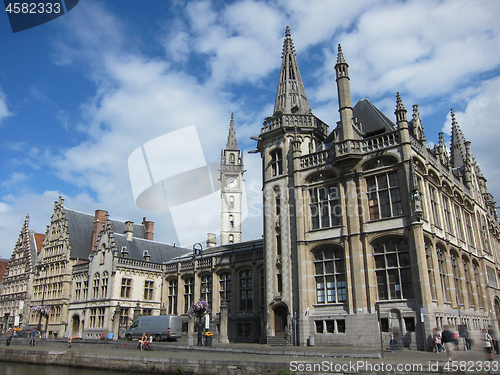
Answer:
xmin=0 ymin=87 xmax=12 ymax=125
xmin=1 ymin=172 xmax=29 ymax=190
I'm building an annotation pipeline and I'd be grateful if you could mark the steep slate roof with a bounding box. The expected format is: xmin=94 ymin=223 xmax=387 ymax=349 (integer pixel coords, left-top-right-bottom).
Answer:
xmin=352 ymin=99 xmax=396 ymax=135
xmin=63 ymin=208 xmax=149 ymax=259
xmin=113 ymin=234 xmax=190 ymax=263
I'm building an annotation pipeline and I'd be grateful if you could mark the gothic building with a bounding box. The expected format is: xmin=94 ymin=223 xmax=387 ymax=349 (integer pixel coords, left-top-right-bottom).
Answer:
xmin=0 ymin=214 xmax=43 ymax=331
xmin=251 ymin=27 xmax=500 ymax=349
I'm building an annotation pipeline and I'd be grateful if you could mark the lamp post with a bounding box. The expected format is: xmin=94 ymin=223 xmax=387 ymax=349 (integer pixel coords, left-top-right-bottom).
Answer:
xmin=36 ymin=264 xmax=47 ymax=335
xmin=193 ymin=243 xmax=203 ymax=346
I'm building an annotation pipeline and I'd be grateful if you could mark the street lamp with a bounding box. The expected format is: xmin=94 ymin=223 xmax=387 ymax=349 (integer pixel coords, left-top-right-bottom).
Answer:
xmin=193 ymin=243 xmax=204 ymax=346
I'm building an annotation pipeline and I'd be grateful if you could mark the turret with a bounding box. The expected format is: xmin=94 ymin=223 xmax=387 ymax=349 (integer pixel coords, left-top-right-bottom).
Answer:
xmin=335 ymin=44 xmax=354 ymax=141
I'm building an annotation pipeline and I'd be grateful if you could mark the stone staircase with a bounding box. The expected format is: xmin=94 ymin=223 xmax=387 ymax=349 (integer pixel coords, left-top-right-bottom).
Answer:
xmin=267 ymin=336 xmax=290 ymax=346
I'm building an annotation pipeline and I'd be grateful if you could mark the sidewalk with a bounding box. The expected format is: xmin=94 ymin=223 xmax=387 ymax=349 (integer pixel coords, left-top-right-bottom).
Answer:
xmin=1 ymin=337 xmax=500 ymax=374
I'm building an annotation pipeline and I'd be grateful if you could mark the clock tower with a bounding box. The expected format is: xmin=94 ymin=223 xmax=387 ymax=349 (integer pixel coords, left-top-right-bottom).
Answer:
xmin=220 ymin=113 xmax=244 ymax=245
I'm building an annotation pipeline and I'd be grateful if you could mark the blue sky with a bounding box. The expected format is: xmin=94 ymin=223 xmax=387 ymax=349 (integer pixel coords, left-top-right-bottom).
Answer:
xmin=1 ymin=0 xmax=500 ymax=259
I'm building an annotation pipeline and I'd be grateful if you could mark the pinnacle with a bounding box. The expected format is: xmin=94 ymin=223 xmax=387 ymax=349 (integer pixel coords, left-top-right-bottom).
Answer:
xmin=226 ymin=113 xmax=239 ymax=150
xmin=337 ymin=44 xmax=346 ymax=64
xmin=396 ymin=92 xmax=405 ymax=111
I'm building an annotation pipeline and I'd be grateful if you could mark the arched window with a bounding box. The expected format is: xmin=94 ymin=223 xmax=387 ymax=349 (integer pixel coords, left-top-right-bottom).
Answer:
xmin=274 ymin=187 xmax=281 ymax=216
xmin=92 ymin=273 xmax=100 ymax=299
xmin=229 ymin=153 xmax=235 ymax=164
xmin=184 ymin=277 xmax=194 ymax=313
xmin=229 ymin=234 xmax=234 ymax=244
xmin=450 ymin=253 xmax=461 ymax=305
xmin=437 ymin=248 xmax=450 ymax=302
xmin=219 ymin=272 xmax=231 ymax=312
xmin=229 ymin=196 xmax=234 ymax=209
xmin=373 ymin=238 xmax=413 ymax=300
xmin=239 ymin=270 xmax=253 ymax=311
xmin=270 ymin=149 xmax=283 ymax=176
xmin=201 ymin=275 xmax=212 ymax=309
xmin=463 ymin=257 xmax=474 ymax=308
xmin=367 ymin=172 xmax=402 ymax=220
xmin=473 ymin=261 xmax=484 ymax=309
xmin=168 ymin=279 xmax=177 ymax=315
xmin=313 ymin=247 xmax=346 ymax=304
xmin=425 ymin=243 xmax=437 ymax=300
xmin=101 ymin=271 xmax=108 ymax=299
xmin=229 ymin=215 xmax=234 ymax=228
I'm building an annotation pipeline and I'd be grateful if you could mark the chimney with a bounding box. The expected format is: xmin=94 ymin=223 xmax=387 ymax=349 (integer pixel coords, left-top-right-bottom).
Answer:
xmin=91 ymin=209 xmax=108 ymax=253
xmin=207 ymin=233 xmax=217 ymax=248
xmin=124 ymin=221 xmax=134 ymax=241
xmin=142 ymin=217 xmax=154 ymax=241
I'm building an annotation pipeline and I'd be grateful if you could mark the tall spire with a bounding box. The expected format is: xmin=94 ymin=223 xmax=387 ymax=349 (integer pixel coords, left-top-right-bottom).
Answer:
xmin=226 ymin=112 xmax=239 ymax=150
xmin=450 ymin=109 xmax=467 ymax=169
xmin=273 ymin=26 xmax=311 ymax=116
xmin=335 ymin=44 xmax=355 ymax=141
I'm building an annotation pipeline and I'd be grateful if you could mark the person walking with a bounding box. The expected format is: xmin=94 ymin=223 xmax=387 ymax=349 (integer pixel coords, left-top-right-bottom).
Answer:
xmin=441 ymin=326 xmax=455 ymax=361
xmin=483 ymin=329 xmax=494 ymax=361
xmin=433 ymin=327 xmax=445 ymax=353
xmin=29 ymin=329 xmax=37 ymax=346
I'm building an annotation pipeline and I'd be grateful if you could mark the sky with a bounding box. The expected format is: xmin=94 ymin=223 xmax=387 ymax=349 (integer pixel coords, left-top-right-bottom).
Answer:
xmin=1 ymin=0 xmax=500 ymax=259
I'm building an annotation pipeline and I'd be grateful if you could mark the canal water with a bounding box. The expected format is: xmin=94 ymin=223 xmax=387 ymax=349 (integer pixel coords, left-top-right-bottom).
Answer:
xmin=1 ymin=361 xmax=149 ymax=375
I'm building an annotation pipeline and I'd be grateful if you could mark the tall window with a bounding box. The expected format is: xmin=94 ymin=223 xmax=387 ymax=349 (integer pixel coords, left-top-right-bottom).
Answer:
xmin=443 ymin=196 xmax=453 ymax=234
xmin=425 ymin=244 xmax=437 ymax=300
xmin=89 ymin=308 xmax=97 ymax=328
xmin=480 ymin=215 xmax=490 ymax=253
xmin=374 ymin=238 xmax=413 ymax=300
xmin=464 ymin=212 xmax=475 ymax=247
xmin=229 ymin=215 xmax=234 ymax=228
xmin=101 ymin=272 xmax=108 ymax=299
xmin=120 ymin=308 xmax=130 ymax=329
xmin=274 ymin=187 xmax=281 ymax=217
xmin=270 ymin=149 xmax=283 ymax=176
xmin=219 ymin=272 xmax=231 ymax=312
xmin=75 ymin=282 xmax=82 ymax=301
xmin=168 ymin=279 xmax=177 ymax=315
xmin=314 ymin=247 xmax=346 ymax=304
xmin=98 ymin=308 xmax=105 ymax=328
xmin=429 ymin=186 xmax=441 ymax=228
xmin=201 ymin=275 xmax=212 ymax=309
xmin=310 ymin=186 xmax=341 ymax=229
xmin=367 ymin=172 xmax=402 ymax=220
xmin=184 ymin=277 xmax=194 ymax=313
xmin=229 ymin=234 xmax=234 ymax=244
xmin=487 ymin=267 xmax=498 ymax=288
xmin=121 ymin=278 xmax=131 ymax=298
xmin=473 ymin=262 xmax=484 ymax=309
xmin=463 ymin=258 xmax=474 ymax=308
xmin=239 ymin=270 xmax=253 ymax=311
xmin=437 ymin=248 xmax=450 ymax=302
xmin=455 ymin=205 xmax=465 ymax=241
xmin=144 ymin=280 xmax=154 ymax=300
xmin=450 ymin=253 xmax=461 ymax=304
xmin=83 ymin=281 xmax=88 ymax=300
xmin=92 ymin=273 xmax=100 ymax=299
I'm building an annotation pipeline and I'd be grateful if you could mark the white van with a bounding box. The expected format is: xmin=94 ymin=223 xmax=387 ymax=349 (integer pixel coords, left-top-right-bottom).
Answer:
xmin=125 ymin=315 xmax=182 ymax=341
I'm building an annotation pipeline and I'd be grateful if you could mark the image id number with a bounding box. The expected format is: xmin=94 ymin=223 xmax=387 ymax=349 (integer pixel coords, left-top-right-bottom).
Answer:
xmin=5 ymin=3 xmax=62 ymax=14
xmin=444 ymin=360 xmax=498 ymax=372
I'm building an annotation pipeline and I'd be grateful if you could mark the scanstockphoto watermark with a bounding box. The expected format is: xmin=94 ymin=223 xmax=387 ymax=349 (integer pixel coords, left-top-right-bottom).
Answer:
xmin=290 ymin=360 xmax=500 ymax=373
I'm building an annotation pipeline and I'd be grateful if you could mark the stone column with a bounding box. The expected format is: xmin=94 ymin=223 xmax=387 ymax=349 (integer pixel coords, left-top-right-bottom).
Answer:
xmin=219 ymin=300 xmax=229 ymax=343
xmin=112 ymin=304 xmax=122 ymax=340
xmin=187 ymin=316 xmax=194 ymax=346
xmin=133 ymin=302 xmax=141 ymax=322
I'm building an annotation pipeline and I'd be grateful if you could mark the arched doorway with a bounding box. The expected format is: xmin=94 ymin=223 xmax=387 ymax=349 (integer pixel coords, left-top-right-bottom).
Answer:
xmin=273 ymin=304 xmax=288 ymax=337
xmin=495 ymin=298 xmax=500 ymax=332
xmin=71 ymin=315 xmax=80 ymax=336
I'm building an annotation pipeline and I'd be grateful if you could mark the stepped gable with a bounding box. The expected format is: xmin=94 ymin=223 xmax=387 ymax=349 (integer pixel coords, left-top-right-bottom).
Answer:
xmin=113 ymin=233 xmax=189 ymax=263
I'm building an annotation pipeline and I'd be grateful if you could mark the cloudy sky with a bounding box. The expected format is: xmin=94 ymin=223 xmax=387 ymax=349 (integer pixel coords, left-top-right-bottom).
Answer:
xmin=1 ymin=0 xmax=500 ymax=259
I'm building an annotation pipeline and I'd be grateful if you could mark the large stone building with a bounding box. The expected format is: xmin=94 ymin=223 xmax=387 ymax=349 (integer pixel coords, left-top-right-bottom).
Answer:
xmin=250 ymin=27 xmax=500 ymax=349
xmin=1 ymin=27 xmax=499 ymax=350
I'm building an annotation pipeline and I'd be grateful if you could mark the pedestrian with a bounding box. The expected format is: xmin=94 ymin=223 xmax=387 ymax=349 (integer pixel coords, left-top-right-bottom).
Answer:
xmin=483 ymin=329 xmax=494 ymax=361
xmin=488 ymin=325 xmax=499 ymax=354
xmin=30 ymin=328 xmax=37 ymax=346
xmin=441 ymin=325 xmax=455 ymax=361
xmin=139 ymin=333 xmax=147 ymax=350
xmin=433 ymin=327 xmax=445 ymax=353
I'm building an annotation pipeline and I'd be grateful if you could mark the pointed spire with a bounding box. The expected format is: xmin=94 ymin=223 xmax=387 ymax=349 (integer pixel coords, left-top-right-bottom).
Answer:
xmin=450 ymin=109 xmax=467 ymax=169
xmin=226 ymin=112 xmax=239 ymax=150
xmin=336 ymin=44 xmax=346 ymax=64
xmin=273 ymin=26 xmax=311 ymax=115
xmin=395 ymin=92 xmax=407 ymax=126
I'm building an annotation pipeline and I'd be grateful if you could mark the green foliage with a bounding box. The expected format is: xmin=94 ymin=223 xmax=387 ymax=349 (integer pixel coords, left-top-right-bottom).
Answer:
xmin=175 ymin=366 xmax=184 ymax=375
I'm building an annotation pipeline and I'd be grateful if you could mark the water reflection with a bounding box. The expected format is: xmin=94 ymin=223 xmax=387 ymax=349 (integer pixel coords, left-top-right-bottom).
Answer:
xmin=2 ymin=361 xmax=145 ymax=375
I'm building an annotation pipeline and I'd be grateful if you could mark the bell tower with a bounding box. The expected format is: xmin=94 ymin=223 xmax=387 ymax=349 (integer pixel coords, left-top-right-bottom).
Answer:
xmin=220 ymin=113 xmax=244 ymax=245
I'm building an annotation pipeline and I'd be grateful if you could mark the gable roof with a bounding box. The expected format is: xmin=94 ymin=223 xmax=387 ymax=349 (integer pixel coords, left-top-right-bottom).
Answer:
xmin=113 ymin=234 xmax=190 ymax=263
xmin=352 ymin=99 xmax=396 ymax=135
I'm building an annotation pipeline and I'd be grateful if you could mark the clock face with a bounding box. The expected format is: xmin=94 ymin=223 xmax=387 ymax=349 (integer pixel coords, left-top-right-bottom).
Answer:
xmin=226 ymin=177 xmax=238 ymax=188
